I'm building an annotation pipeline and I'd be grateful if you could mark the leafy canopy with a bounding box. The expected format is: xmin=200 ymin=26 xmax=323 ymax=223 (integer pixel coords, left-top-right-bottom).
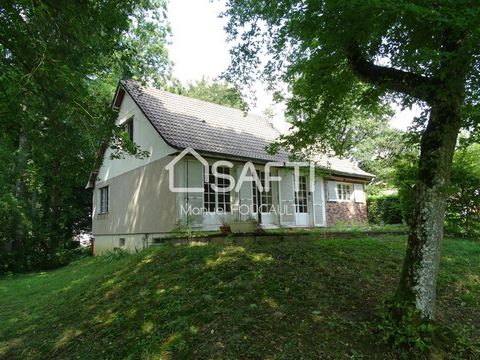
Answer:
xmin=170 ymin=77 xmax=247 ymax=110
xmin=222 ymin=1 xmax=480 ymax=153
xmin=0 ymin=0 xmax=171 ymax=260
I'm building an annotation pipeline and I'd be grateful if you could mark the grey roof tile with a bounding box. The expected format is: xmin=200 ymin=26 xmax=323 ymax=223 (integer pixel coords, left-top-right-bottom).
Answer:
xmin=120 ymin=79 xmax=374 ymax=179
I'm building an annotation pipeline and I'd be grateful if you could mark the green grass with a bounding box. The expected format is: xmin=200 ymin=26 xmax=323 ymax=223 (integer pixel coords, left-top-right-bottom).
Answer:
xmin=0 ymin=236 xmax=478 ymax=359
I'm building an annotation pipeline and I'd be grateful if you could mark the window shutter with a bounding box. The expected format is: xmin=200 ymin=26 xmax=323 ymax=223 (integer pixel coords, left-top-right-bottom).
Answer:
xmin=313 ymin=176 xmax=325 ymax=226
xmin=186 ymin=159 xmax=204 ymax=225
xmin=237 ymin=165 xmax=253 ymax=220
xmin=327 ymin=181 xmax=338 ymax=201
xmin=354 ymin=183 xmax=365 ymax=203
xmin=278 ymin=169 xmax=295 ymax=225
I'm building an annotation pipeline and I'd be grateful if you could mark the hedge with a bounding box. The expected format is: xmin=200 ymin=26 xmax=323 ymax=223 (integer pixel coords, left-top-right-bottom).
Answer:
xmin=368 ymin=194 xmax=403 ymax=225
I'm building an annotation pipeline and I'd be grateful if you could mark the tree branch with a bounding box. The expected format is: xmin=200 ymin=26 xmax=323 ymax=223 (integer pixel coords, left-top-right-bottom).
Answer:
xmin=346 ymin=45 xmax=436 ymax=103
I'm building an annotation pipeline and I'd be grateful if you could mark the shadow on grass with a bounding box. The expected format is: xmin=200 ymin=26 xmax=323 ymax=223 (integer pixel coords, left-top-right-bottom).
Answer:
xmin=0 ymin=236 xmax=478 ymax=359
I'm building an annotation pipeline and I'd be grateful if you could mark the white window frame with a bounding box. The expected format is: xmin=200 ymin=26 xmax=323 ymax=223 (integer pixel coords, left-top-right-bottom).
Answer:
xmin=294 ymin=175 xmax=308 ymax=213
xmin=99 ymin=186 xmax=109 ymax=214
xmin=252 ymin=170 xmax=273 ymax=213
xmin=336 ymin=182 xmax=352 ymax=202
xmin=203 ymin=167 xmax=232 ymax=213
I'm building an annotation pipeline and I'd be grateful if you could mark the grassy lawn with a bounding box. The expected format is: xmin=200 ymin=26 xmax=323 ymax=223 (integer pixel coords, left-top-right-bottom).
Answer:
xmin=0 ymin=235 xmax=478 ymax=359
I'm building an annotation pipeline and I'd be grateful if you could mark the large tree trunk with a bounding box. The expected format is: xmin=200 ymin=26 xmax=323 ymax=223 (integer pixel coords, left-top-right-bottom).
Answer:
xmin=396 ymin=99 xmax=463 ymax=320
xmin=13 ymin=134 xmax=28 ymax=252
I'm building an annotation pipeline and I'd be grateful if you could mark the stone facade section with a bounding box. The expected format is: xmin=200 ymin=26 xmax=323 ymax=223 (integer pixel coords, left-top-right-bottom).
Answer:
xmin=323 ymin=177 xmax=368 ymax=226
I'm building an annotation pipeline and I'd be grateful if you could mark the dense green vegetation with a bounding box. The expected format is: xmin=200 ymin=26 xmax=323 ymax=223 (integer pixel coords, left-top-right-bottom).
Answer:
xmin=223 ymin=0 xmax=480 ymax=319
xmin=0 ymin=0 xmax=171 ymax=270
xmin=0 ymin=2 xmax=254 ymax=272
xmin=394 ymin=143 xmax=480 ymax=238
xmin=1 ymin=4 xmax=479 ymax=355
xmin=0 ymin=236 xmax=478 ymax=359
xmin=169 ymin=77 xmax=247 ymax=110
xmin=367 ymin=194 xmax=403 ymax=226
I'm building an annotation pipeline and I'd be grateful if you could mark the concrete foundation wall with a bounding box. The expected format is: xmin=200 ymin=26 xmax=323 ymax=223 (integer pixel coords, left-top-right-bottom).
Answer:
xmin=94 ymin=233 xmax=169 ymax=254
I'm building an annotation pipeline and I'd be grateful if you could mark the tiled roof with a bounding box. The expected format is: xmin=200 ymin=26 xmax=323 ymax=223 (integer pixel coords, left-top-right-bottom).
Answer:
xmin=119 ymin=79 xmax=374 ymax=179
xmin=312 ymin=154 xmax=374 ymax=179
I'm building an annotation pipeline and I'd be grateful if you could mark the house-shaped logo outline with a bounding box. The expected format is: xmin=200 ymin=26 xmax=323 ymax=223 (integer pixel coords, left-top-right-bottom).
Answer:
xmin=165 ymin=147 xmax=209 ymax=193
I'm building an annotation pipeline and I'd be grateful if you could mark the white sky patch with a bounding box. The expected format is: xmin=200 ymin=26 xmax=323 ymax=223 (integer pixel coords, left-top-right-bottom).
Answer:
xmin=391 ymin=104 xmax=422 ymax=131
xmin=167 ymin=0 xmax=417 ymax=133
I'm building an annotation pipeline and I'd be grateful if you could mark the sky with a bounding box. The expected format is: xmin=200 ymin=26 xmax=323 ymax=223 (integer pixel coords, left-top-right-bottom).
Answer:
xmin=167 ymin=0 xmax=417 ymax=132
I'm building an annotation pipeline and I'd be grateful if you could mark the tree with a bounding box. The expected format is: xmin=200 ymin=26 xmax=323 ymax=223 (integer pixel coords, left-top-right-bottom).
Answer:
xmin=447 ymin=144 xmax=480 ymax=237
xmin=222 ymin=1 xmax=480 ymax=320
xmin=396 ymin=144 xmax=480 ymax=237
xmin=349 ymin=124 xmax=415 ymax=194
xmin=0 ymin=0 xmax=170 ymax=266
xmin=170 ymin=77 xmax=247 ymax=109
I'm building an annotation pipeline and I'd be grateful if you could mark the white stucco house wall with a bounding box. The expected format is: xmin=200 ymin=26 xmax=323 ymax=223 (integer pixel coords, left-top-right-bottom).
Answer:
xmin=88 ymin=80 xmax=373 ymax=253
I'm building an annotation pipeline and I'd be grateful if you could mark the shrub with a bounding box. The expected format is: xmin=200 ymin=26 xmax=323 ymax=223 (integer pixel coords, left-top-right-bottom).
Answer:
xmin=377 ymin=300 xmax=475 ymax=358
xmin=377 ymin=301 xmax=435 ymax=355
xmin=445 ymin=144 xmax=480 ymax=239
xmin=0 ymin=247 xmax=90 ymax=274
xmin=0 ymin=193 xmax=20 ymax=251
xmin=99 ymin=248 xmax=132 ymax=263
xmin=368 ymin=194 xmax=403 ymax=225
xmin=394 ymin=145 xmax=480 ymax=238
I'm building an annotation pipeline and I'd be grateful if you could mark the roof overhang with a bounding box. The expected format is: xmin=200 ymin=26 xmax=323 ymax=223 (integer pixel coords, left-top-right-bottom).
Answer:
xmin=176 ymin=149 xmax=375 ymax=180
xmin=111 ymin=82 xmax=126 ymax=111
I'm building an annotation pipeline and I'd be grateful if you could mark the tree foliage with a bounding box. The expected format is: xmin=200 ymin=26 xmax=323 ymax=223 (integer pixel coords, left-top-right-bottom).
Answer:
xmin=447 ymin=144 xmax=480 ymax=237
xmin=367 ymin=194 xmax=403 ymax=225
xmin=223 ymin=1 xmax=479 ymax=144
xmin=170 ymin=77 xmax=247 ymax=110
xmin=222 ymin=0 xmax=480 ymax=321
xmin=0 ymin=0 xmax=170 ymax=269
xmin=349 ymin=124 xmax=418 ymax=193
xmin=395 ymin=144 xmax=480 ymax=238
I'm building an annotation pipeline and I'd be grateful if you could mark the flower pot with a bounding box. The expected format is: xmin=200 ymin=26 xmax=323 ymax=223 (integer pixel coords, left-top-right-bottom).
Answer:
xmin=219 ymin=225 xmax=231 ymax=234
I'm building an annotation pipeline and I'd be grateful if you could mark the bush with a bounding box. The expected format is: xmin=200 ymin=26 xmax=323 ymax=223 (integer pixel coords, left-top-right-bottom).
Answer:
xmin=0 ymin=247 xmax=90 ymax=274
xmin=368 ymin=194 xmax=403 ymax=225
xmin=394 ymin=145 xmax=480 ymax=238
xmin=0 ymin=193 xmax=20 ymax=250
xmin=377 ymin=301 xmax=435 ymax=355
xmin=445 ymin=144 xmax=480 ymax=239
xmin=377 ymin=300 xmax=476 ymax=358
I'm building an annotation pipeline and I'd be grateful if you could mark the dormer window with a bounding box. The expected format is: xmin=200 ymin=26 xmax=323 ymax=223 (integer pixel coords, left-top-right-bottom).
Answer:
xmin=124 ymin=118 xmax=134 ymax=141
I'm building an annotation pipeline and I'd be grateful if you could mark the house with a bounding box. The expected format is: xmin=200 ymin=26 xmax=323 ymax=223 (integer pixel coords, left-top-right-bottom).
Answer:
xmin=88 ymin=79 xmax=374 ymax=253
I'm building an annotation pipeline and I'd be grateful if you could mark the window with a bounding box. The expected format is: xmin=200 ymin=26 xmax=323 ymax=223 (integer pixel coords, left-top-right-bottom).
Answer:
xmin=119 ymin=238 xmax=126 ymax=247
xmin=216 ymin=167 xmax=231 ymax=212
xmin=204 ymin=170 xmax=216 ymax=212
xmin=124 ymin=118 xmax=134 ymax=141
xmin=203 ymin=167 xmax=231 ymax=212
xmin=337 ymin=183 xmax=351 ymax=201
xmin=294 ymin=175 xmax=308 ymax=213
xmin=252 ymin=178 xmax=259 ymax=212
xmin=153 ymin=237 xmax=166 ymax=245
xmin=252 ymin=170 xmax=273 ymax=213
xmin=99 ymin=186 xmax=109 ymax=214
